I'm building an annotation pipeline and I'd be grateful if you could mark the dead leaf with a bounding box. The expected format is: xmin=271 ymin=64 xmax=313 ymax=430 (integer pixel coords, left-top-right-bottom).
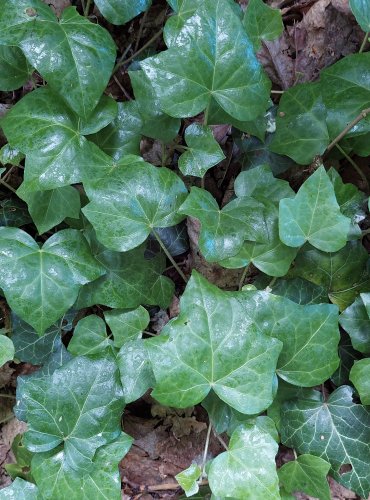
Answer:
xmin=43 ymin=0 xmax=71 ymax=17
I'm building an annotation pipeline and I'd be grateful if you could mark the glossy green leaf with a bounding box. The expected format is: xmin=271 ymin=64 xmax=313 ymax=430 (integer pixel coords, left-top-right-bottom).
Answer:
xmin=290 ymin=241 xmax=370 ymax=310
xmin=339 ymin=296 xmax=370 ymax=353
xmin=78 ymin=95 xmax=118 ymax=135
xmin=202 ymin=391 xmax=251 ymax=435
xmin=0 ymin=334 xmax=14 ymax=366
xmin=141 ymin=0 xmax=271 ymax=121
xmin=82 ymin=151 xmax=188 ymax=252
xmin=104 ymin=306 xmax=150 ymax=348
xmin=281 ymin=386 xmax=370 ymax=499
xmin=327 ymin=167 xmax=366 ymax=220
xmin=279 ymin=166 xmax=350 ymax=252
xmin=243 ymin=0 xmax=283 ymax=50
xmin=147 ymin=271 xmax=283 ymax=413
xmin=360 ymin=291 xmax=370 ymax=316
xmin=0 ymin=478 xmax=38 ymax=500
xmin=350 ymin=359 xmax=370 ymax=404
xmin=0 ymin=228 xmax=104 ymax=334
xmin=147 ymin=222 xmax=189 ymax=257
xmin=18 ymin=184 xmax=81 ymax=234
xmin=234 ymin=164 xmax=294 ymax=202
xmin=0 ymin=144 xmax=25 ymax=167
xmin=350 ymin=0 xmax=370 ymax=30
xmin=23 ymin=355 xmax=125 ymax=471
xmin=270 ymin=83 xmax=329 ymax=164
xmin=117 ymin=340 xmax=155 ymax=403
xmin=164 ymin=0 xmax=201 ymax=47
xmin=94 ymin=0 xmax=151 ymax=25
xmin=176 ymin=463 xmax=202 ymax=497
xmin=179 ymin=187 xmax=267 ymax=262
xmin=278 ymin=454 xmax=331 ymax=500
xmin=178 ymin=124 xmax=225 ymax=177
xmin=31 ymin=432 xmax=133 ymax=500
xmin=331 ymin=333 xmax=361 ymax=386
xmin=0 ymin=45 xmax=31 ymax=91
xmin=0 ymin=1 xmax=116 ymax=118
xmin=208 ymin=421 xmax=279 ymax=499
xmin=263 ymin=278 xmax=328 ymax=305
xmin=68 ymin=315 xmax=112 ymax=357
xmin=0 ymin=198 xmax=32 ymax=227
xmin=77 ymin=228 xmax=174 ymax=310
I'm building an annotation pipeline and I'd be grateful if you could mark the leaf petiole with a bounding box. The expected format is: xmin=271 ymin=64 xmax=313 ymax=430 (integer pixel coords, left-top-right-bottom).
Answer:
xmin=152 ymin=229 xmax=188 ymax=282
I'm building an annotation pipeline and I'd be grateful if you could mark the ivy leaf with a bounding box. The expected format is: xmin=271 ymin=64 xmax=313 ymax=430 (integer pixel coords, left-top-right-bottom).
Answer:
xmin=0 ymin=144 xmax=25 ymax=167
xmin=117 ymin=340 xmax=155 ymax=403
xmin=0 ymin=334 xmax=14 ymax=366
xmin=17 ymin=185 xmax=81 ymax=234
xmin=82 ymin=151 xmax=188 ymax=252
xmin=1 ymin=87 xmax=89 ymax=192
xmin=290 ymin=241 xmax=370 ymax=311
xmin=141 ymin=0 xmax=271 ymax=121
xmin=350 ymin=0 xmax=370 ymax=31
xmin=261 ymin=277 xmax=328 ymax=305
xmin=202 ymin=391 xmax=251 ymax=435
xmin=339 ymin=296 xmax=370 ymax=353
xmin=270 ymin=83 xmax=329 ymax=164
xmin=279 ymin=166 xmax=351 ymax=252
xmin=175 ymin=463 xmax=202 ymax=497
xmin=31 ymin=432 xmax=133 ymax=500
xmin=147 ymin=271 xmax=282 ymax=413
xmin=104 ymin=306 xmax=150 ymax=348
xmin=208 ymin=420 xmax=280 ymax=499
xmin=178 ymin=124 xmax=225 ymax=177
xmin=331 ymin=333 xmax=361 ymax=386
xmin=0 ymin=478 xmax=38 ymax=500
xmin=350 ymin=359 xmax=370 ymax=405
xmin=78 ymin=95 xmax=118 ymax=135
xmin=0 ymin=1 xmax=116 ymax=118
xmin=360 ymin=291 xmax=370 ymax=316
xmin=147 ymin=222 xmax=189 ymax=257
xmin=77 ymin=228 xmax=174 ymax=310
xmin=243 ymin=0 xmax=283 ymax=51
xmin=94 ymin=0 xmax=151 ymax=25
xmin=0 ymin=199 xmax=31 ymax=228
xmin=281 ymin=385 xmax=370 ymax=498
xmin=0 ymin=45 xmax=32 ymax=91
xmin=234 ymin=164 xmax=294 ymax=202
xmin=164 ymin=0 xmax=200 ymax=47
xmin=23 ymin=355 xmax=125 ymax=471
xmin=278 ymin=455 xmax=331 ymax=500
xmin=68 ymin=315 xmax=113 ymax=357
xmin=179 ymin=187 xmax=267 ymax=262
xmin=327 ymin=167 xmax=366 ymax=220
xmin=0 ymin=228 xmax=104 ymax=334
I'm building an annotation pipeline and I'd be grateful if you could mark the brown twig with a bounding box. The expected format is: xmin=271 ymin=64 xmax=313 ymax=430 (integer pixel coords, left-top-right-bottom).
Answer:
xmin=325 ymin=107 xmax=370 ymax=153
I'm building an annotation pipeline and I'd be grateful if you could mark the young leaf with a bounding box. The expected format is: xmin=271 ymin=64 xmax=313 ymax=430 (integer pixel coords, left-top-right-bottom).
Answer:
xmin=179 ymin=187 xmax=267 ymax=262
xmin=270 ymin=83 xmax=329 ymax=164
xmin=350 ymin=0 xmax=370 ymax=31
xmin=279 ymin=166 xmax=351 ymax=252
xmin=82 ymin=151 xmax=188 ymax=252
xmin=0 ymin=228 xmax=104 ymax=334
xmin=104 ymin=306 xmax=150 ymax=348
xmin=281 ymin=385 xmax=370 ymax=499
xmin=339 ymin=296 xmax=370 ymax=353
xmin=17 ymin=185 xmax=81 ymax=234
xmin=94 ymin=0 xmax=151 ymax=25
xmin=278 ymin=454 xmax=331 ymax=500
xmin=208 ymin=420 xmax=280 ymax=499
xmin=147 ymin=271 xmax=283 ymax=413
xmin=23 ymin=355 xmax=125 ymax=471
xmin=178 ymin=124 xmax=225 ymax=177
xmin=349 ymin=359 xmax=370 ymax=405
xmin=0 ymin=478 xmax=38 ymax=500
xmin=243 ymin=0 xmax=283 ymax=51
xmin=0 ymin=45 xmax=32 ymax=91
xmin=141 ymin=0 xmax=271 ymax=121
xmin=234 ymin=164 xmax=294 ymax=202
xmin=175 ymin=463 xmax=202 ymax=497
xmin=68 ymin=315 xmax=113 ymax=357
xmin=0 ymin=334 xmax=14 ymax=366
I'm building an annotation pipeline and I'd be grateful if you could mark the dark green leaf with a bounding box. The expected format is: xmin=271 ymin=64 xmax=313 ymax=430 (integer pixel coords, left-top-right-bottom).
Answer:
xmin=243 ymin=0 xmax=283 ymax=50
xmin=262 ymin=278 xmax=328 ymax=305
xmin=339 ymin=296 xmax=370 ymax=353
xmin=147 ymin=222 xmax=189 ymax=257
xmin=202 ymin=391 xmax=251 ymax=435
xmin=350 ymin=359 xmax=370 ymax=404
xmin=78 ymin=95 xmax=118 ymax=135
xmin=331 ymin=333 xmax=362 ymax=386
xmin=0 ymin=45 xmax=31 ymax=91
xmin=104 ymin=306 xmax=150 ymax=348
xmin=94 ymin=0 xmax=151 ymax=25
xmin=68 ymin=315 xmax=113 ymax=357
xmin=0 ymin=198 xmax=31 ymax=227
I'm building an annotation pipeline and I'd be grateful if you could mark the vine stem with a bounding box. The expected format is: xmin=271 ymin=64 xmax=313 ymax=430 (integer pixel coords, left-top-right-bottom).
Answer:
xmin=200 ymin=176 xmax=205 ymax=189
xmin=84 ymin=0 xmax=92 ymax=16
xmin=113 ymin=29 xmax=163 ymax=73
xmin=238 ymin=264 xmax=250 ymax=291
xmin=0 ymin=393 xmax=15 ymax=399
xmin=203 ymin=105 xmax=210 ymax=126
xmin=325 ymin=107 xmax=370 ymax=153
xmin=0 ymin=178 xmax=16 ymax=193
xmin=201 ymin=422 xmax=213 ymax=478
xmin=336 ymin=144 xmax=369 ymax=191
xmin=359 ymin=31 xmax=369 ymax=53
xmin=266 ymin=276 xmax=277 ymax=290
xmin=152 ymin=229 xmax=188 ymax=283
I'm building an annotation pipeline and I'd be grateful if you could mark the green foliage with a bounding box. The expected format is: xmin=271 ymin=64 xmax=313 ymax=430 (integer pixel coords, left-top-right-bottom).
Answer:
xmin=0 ymin=333 xmax=14 ymax=366
xmin=350 ymin=359 xmax=370 ymax=404
xmin=243 ymin=0 xmax=283 ymax=50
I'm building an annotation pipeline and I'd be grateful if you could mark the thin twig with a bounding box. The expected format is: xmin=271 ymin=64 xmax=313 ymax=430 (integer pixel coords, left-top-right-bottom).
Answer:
xmin=359 ymin=31 xmax=369 ymax=53
xmin=0 ymin=393 xmax=15 ymax=399
xmin=113 ymin=74 xmax=132 ymax=101
xmin=238 ymin=264 xmax=250 ymax=291
xmin=0 ymin=178 xmax=16 ymax=193
xmin=213 ymin=429 xmax=228 ymax=450
xmin=152 ymin=229 xmax=188 ymax=282
xmin=336 ymin=144 xmax=369 ymax=191
xmin=325 ymin=107 xmax=370 ymax=153
xmin=84 ymin=0 xmax=92 ymax=16
xmin=201 ymin=423 xmax=213 ymax=478
xmin=134 ymin=8 xmax=149 ymax=52
xmin=113 ymin=29 xmax=163 ymax=72
xmin=203 ymin=105 xmax=210 ymax=126
xmin=271 ymin=90 xmax=284 ymax=94
xmin=200 ymin=176 xmax=205 ymax=190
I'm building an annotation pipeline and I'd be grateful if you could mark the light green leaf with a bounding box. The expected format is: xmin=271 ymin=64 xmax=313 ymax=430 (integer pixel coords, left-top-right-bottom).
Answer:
xmin=117 ymin=340 xmax=155 ymax=403
xmin=270 ymin=83 xmax=329 ymax=164
xmin=147 ymin=271 xmax=282 ymax=413
xmin=179 ymin=187 xmax=267 ymax=262
xmin=68 ymin=315 xmax=112 ymax=357
xmin=0 ymin=1 xmax=116 ymax=118
xmin=0 ymin=334 xmax=14 ymax=366
xmin=17 ymin=184 xmax=81 ymax=234
xmin=77 ymin=228 xmax=174 ymax=310
xmin=278 ymin=454 xmax=331 ymax=500
xmin=176 ymin=463 xmax=202 ymax=497
xmin=234 ymin=164 xmax=294 ymax=202
xmin=0 ymin=45 xmax=31 ymax=91
xmin=23 ymin=355 xmax=125 ymax=471
xmin=141 ymin=0 xmax=271 ymax=121
xmin=290 ymin=241 xmax=370 ymax=310
xmin=78 ymin=95 xmax=118 ymax=135
xmin=339 ymin=296 xmax=370 ymax=353
xmin=350 ymin=0 xmax=370 ymax=30
xmin=178 ymin=124 xmax=225 ymax=177
xmin=208 ymin=421 xmax=280 ymax=499
xmin=94 ymin=0 xmax=151 ymax=25
xmin=0 ymin=227 xmax=104 ymax=334
xmin=104 ymin=306 xmax=150 ymax=348
xmin=281 ymin=385 xmax=370 ymax=499
xmin=0 ymin=478 xmax=38 ymax=500
xmin=350 ymin=359 xmax=370 ymax=405
xmin=279 ymin=166 xmax=350 ymax=252
xmin=243 ymin=0 xmax=283 ymax=50
xmin=31 ymin=432 xmax=133 ymax=500
xmin=82 ymin=151 xmax=188 ymax=252
xmin=0 ymin=144 xmax=24 ymax=167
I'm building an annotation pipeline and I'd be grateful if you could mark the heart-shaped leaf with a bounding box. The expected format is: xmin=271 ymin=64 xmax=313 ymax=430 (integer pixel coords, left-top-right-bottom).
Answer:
xmin=234 ymin=164 xmax=294 ymax=202
xmin=175 ymin=463 xmax=202 ymax=498
xmin=94 ymin=0 xmax=151 ymax=25
xmin=68 ymin=315 xmax=113 ymax=357
xmin=0 ymin=45 xmax=32 ymax=91
xmin=104 ymin=306 xmax=150 ymax=348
